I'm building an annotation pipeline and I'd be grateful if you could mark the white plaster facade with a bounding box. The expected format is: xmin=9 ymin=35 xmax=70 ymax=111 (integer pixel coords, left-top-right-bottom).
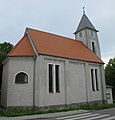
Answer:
xmin=1 ymin=57 xmax=34 ymax=107
xmin=1 ymin=55 xmax=106 ymax=107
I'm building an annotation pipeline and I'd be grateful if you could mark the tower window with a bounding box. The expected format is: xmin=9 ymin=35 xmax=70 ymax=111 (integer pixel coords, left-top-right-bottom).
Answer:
xmin=91 ymin=31 xmax=94 ymax=37
xmin=79 ymin=31 xmax=83 ymax=38
xmin=92 ymin=42 xmax=95 ymax=53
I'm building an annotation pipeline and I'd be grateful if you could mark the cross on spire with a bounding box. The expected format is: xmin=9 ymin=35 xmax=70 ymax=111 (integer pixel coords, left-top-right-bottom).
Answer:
xmin=83 ymin=7 xmax=85 ymax=14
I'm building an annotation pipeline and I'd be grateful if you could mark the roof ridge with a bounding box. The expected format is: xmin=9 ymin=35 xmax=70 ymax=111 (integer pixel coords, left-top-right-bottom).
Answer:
xmin=27 ymin=27 xmax=80 ymax=42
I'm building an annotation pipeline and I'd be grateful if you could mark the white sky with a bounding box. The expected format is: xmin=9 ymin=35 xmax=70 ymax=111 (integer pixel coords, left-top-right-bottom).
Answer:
xmin=0 ymin=0 xmax=115 ymax=64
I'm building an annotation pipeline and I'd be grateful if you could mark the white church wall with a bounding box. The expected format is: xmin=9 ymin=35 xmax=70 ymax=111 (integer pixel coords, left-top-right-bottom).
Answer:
xmin=35 ymin=55 xmax=66 ymax=107
xmin=35 ymin=55 xmax=104 ymax=107
xmin=1 ymin=55 xmax=105 ymax=107
xmin=87 ymin=64 xmax=103 ymax=102
xmin=6 ymin=57 xmax=34 ymax=107
xmin=69 ymin=61 xmax=87 ymax=103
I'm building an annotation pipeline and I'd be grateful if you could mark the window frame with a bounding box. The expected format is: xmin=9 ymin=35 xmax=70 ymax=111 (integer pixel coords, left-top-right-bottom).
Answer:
xmin=14 ymin=71 xmax=29 ymax=84
xmin=90 ymin=68 xmax=99 ymax=91
xmin=47 ymin=63 xmax=61 ymax=93
xmin=91 ymin=69 xmax=95 ymax=91
xmin=55 ymin=64 xmax=60 ymax=93
xmin=91 ymin=41 xmax=96 ymax=53
xmin=48 ymin=64 xmax=54 ymax=93
xmin=95 ymin=69 xmax=99 ymax=91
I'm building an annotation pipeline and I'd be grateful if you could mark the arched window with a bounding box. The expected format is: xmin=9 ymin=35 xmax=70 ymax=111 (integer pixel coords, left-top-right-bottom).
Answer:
xmin=15 ymin=72 xmax=28 ymax=84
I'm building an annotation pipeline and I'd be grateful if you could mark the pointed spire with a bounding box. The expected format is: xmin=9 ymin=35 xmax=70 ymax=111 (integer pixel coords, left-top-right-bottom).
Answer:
xmin=74 ymin=12 xmax=98 ymax=34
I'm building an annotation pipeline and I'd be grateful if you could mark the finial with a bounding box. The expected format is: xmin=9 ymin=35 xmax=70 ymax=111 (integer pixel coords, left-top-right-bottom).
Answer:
xmin=83 ymin=7 xmax=85 ymax=14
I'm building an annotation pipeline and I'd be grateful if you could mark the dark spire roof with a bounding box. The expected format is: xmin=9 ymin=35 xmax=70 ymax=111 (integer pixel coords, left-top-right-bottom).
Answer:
xmin=74 ymin=13 xmax=98 ymax=33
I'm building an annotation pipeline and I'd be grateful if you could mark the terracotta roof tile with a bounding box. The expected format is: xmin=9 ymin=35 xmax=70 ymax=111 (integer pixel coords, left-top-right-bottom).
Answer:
xmin=27 ymin=28 xmax=103 ymax=63
xmin=8 ymin=34 xmax=35 ymax=57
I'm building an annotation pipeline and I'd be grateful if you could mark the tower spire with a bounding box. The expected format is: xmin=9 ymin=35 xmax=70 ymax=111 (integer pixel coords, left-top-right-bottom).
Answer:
xmin=74 ymin=13 xmax=101 ymax=58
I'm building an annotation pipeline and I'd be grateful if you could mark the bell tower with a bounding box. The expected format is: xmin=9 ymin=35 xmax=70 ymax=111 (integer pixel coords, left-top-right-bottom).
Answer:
xmin=74 ymin=11 xmax=101 ymax=58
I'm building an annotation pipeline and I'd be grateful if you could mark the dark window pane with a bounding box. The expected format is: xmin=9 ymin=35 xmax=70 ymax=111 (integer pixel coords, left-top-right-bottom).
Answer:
xmin=92 ymin=42 xmax=95 ymax=53
xmin=15 ymin=72 xmax=28 ymax=84
xmin=95 ymin=69 xmax=99 ymax=91
xmin=49 ymin=64 xmax=53 ymax=93
xmin=91 ymin=69 xmax=95 ymax=91
xmin=55 ymin=65 xmax=60 ymax=93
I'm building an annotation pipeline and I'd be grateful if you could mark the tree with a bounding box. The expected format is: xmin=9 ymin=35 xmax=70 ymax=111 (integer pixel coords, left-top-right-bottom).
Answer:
xmin=0 ymin=42 xmax=13 ymax=89
xmin=105 ymin=57 xmax=115 ymax=99
xmin=0 ymin=42 xmax=13 ymax=61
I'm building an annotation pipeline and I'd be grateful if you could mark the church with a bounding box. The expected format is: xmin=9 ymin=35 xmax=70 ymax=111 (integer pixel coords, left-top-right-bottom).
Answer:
xmin=1 ymin=12 xmax=106 ymax=108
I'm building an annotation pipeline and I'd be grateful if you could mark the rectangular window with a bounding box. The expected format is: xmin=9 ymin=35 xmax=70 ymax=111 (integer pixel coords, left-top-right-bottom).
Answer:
xmin=91 ymin=69 xmax=95 ymax=91
xmin=95 ymin=69 xmax=99 ymax=91
xmin=49 ymin=64 xmax=53 ymax=93
xmin=55 ymin=65 xmax=60 ymax=93
xmin=92 ymin=42 xmax=95 ymax=53
xmin=90 ymin=68 xmax=99 ymax=91
xmin=48 ymin=64 xmax=60 ymax=93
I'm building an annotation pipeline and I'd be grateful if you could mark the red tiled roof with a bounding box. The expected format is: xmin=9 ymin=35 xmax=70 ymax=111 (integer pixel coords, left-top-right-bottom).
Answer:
xmin=8 ymin=34 xmax=35 ymax=56
xmin=27 ymin=28 xmax=103 ymax=63
xmin=8 ymin=28 xmax=103 ymax=63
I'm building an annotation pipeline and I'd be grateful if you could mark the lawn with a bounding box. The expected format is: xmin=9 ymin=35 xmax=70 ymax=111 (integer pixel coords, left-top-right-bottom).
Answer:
xmin=0 ymin=103 xmax=115 ymax=117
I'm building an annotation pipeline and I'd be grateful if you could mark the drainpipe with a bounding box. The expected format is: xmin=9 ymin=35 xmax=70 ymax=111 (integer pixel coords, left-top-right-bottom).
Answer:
xmin=84 ymin=62 xmax=88 ymax=103
xmin=33 ymin=56 xmax=36 ymax=108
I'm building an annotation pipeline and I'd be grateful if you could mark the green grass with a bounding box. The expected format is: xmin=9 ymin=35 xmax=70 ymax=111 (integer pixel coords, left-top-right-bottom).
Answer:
xmin=79 ymin=103 xmax=115 ymax=110
xmin=0 ymin=103 xmax=115 ymax=117
xmin=0 ymin=107 xmax=77 ymax=117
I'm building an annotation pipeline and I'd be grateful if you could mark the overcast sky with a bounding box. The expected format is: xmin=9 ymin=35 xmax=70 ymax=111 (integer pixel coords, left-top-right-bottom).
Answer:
xmin=0 ymin=0 xmax=115 ymax=64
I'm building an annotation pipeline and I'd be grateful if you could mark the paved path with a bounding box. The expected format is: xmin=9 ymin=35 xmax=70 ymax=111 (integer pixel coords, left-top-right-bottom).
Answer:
xmin=0 ymin=110 xmax=88 ymax=120
xmin=55 ymin=108 xmax=115 ymax=120
xmin=55 ymin=112 xmax=114 ymax=120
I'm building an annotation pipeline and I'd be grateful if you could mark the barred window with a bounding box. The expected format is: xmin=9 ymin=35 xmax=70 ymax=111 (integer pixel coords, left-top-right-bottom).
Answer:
xmin=15 ymin=72 xmax=28 ymax=84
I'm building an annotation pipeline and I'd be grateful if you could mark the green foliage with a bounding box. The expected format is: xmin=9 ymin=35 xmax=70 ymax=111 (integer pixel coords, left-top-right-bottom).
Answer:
xmin=105 ymin=58 xmax=115 ymax=84
xmin=0 ymin=103 xmax=115 ymax=117
xmin=0 ymin=42 xmax=13 ymax=62
xmin=105 ymin=58 xmax=115 ymax=99
xmin=0 ymin=42 xmax=13 ymax=89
